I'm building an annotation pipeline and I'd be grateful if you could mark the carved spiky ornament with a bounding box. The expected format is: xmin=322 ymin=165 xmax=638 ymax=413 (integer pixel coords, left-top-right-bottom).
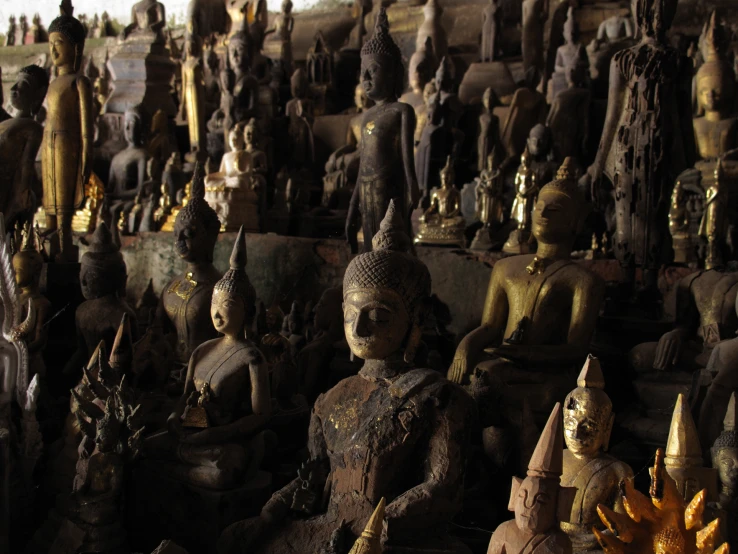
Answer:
xmin=594 ymin=449 xmax=729 ymax=554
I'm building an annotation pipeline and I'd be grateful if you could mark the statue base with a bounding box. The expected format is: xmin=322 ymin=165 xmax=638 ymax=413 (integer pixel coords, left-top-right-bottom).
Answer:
xmin=105 ymin=38 xmax=177 ymax=118
xmin=414 ymin=222 xmax=466 ymax=248
xmin=128 ymin=464 xmax=271 ymax=554
xmin=204 ymin=186 xmax=261 ymax=233
xmin=502 ymin=229 xmax=532 ymax=254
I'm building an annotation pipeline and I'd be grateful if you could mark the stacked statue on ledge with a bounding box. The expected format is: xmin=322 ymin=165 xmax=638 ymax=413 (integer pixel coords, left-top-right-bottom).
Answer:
xmin=580 ymin=0 xmax=695 ymax=298
xmin=219 ymin=202 xmax=474 ymax=554
xmin=415 ymin=156 xmax=465 ymax=247
xmin=345 ymin=8 xmax=419 ymax=253
xmin=43 ymin=1 xmax=92 ymax=261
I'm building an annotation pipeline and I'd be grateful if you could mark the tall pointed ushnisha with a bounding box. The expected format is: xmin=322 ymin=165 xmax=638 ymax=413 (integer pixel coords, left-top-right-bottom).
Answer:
xmin=348 ymin=497 xmax=385 ymax=554
xmin=213 ymin=225 xmax=256 ymax=310
xmin=109 ymin=313 xmax=133 ymax=373
xmin=488 ymin=402 xmax=573 ymax=554
xmin=346 ymin=8 xmax=419 ymax=253
xmin=665 ymin=393 xmax=718 ymax=501
xmin=711 ymin=393 xmax=738 ymax=513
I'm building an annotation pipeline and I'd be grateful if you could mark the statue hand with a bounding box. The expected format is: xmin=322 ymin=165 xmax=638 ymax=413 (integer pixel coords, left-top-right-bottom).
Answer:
xmin=448 ymin=350 xmax=471 ymax=384
xmin=653 ymin=330 xmax=682 ymax=371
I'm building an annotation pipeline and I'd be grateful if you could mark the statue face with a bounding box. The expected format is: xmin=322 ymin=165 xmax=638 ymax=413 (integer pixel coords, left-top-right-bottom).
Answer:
xmin=244 ymin=125 xmax=256 ymax=147
xmin=698 ymin=76 xmax=728 ymax=113
xmin=124 ymin=112 xmax=144 ymax=147
xmin=10 ymin=73 xmax=36 ymax=114
xmin=13 ymin=253 xmax=40 ymax=288
xmin=228 ymin=40 xmax=248 ymax=74
xmin=174 ymin=220 xmax=210 ymax=263
xmin=211 ymin=289 xmax=246 ymax=336
xmin=80 ymin=264 xmax=119 ymax=300
xmin=49 ymin=32 xmax=76 ymax=69
xmin=514 ymin=477 xmax=558 ymax=534
xmin=228 ymin=128 xmax=244 ymax=151
xmin=714 ymin=448 xmax=738 ymax=494
xmin=343 ymin=288 xmax=410 ymax=361
xmin=532 ymin=188 xmax=577 ymax=244
xmin=564 ymin=389 xmax=610 ymax=457
xmin=361 ymin=54 xmax=394 ymax=102
xmin=527 ymin=126 xmax=549 ymax=157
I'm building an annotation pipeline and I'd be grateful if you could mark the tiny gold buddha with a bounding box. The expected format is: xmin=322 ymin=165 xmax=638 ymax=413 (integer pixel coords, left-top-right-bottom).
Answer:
xmin=503 ymin=146 xmax=538 ymax=254
xmin=560 ymin=355 xmax=634 ymax=553
xmin=415 ymin=156 xmax=466 ymax=248
xmin=43 ymin=3 xmax=93 ymax=261
xmin=594 ymin=449 xmax=728 ymax=554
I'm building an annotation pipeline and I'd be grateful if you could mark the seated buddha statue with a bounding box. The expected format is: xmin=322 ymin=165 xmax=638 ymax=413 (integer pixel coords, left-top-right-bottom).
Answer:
xmin=107 ymin=104 xmax=149 ymax=231
xmin=121 ymin=0 xmax=166 ymax=42
xmin=145 ymin=226 xmax=273 ymax=490
xmin=63 ymin=222 xmax=138 ymax=377
xmin=205 ymin=124 xmax=247 ymax=189
xmin=488 ymin=403 xmax=573 ymax=554
xmin=560 ymin=356 xmax=634 ymax=553
xmin=218 ymin=201 xmax=475 ymax=554
xmin=415 ymin=156 xmax=465 ymax=247
xmin=449 ymin=158 xmax=604 ymax=418
xmin=152 ymin=163 xmax=222 ymax=380
xmin=630 ymin=268 xmax=738 ymax=373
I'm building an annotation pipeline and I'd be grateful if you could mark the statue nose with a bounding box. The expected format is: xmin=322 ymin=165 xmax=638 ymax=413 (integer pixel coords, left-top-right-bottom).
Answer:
xmin=353 ymin=312 xmax=371 ymax=338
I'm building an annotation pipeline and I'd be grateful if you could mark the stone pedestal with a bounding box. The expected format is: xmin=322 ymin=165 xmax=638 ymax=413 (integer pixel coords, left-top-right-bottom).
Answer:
xmin=128 ymin=464 xmax=272 ymax=554
xmin=204 ymin=185 xmax=261 ymax=233
xmin=105 ymin=37 xmax=177 ymax=118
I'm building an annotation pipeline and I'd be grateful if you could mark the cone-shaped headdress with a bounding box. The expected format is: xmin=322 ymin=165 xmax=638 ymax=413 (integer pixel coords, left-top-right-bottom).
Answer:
xmin=713 ymin=392 xmax=738 ymax=450
xmin=527 ymin=402 xmax=564 ymax=479
xmin=348 ymin=498 xmax=385 ymax=554
xmin=214 ymin=226 xmax=256 ymax=309
xmin=175 ymin=161 xmax=221 ymax=236
xmin=109 ymin=313 xmax=133 ymax=371
xmin=665 ymin=394 xmax=703 ymax=469
xmin=361 ymin=8 xmax=401 ymax=59
xmin=82 ymin=221 xmax=126 ymax=271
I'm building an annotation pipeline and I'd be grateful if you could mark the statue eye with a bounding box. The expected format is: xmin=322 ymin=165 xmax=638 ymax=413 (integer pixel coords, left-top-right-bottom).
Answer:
xmin=368 ymin=308 xmax=389 ymax=323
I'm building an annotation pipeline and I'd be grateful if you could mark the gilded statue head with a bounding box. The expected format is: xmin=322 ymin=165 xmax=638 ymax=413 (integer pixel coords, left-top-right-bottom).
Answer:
xmin=243 ymin=118 xmax=258 ymax=149
xmin=531 ymin=157 xmax=586 ymax=246
xmin=80 ymin=221 xmax=127 ymax=300
xmin=228 ymin=123 xmax=245 ymax=151
xmin=13 ymin=222 xmax=43 ymax=289
xmin=510 ymin=404 xmax=571 ymax=535
xmin=10 ymin=65 xmax=49 ymax=117
xmin=632 ymin=0 xmax=677 ymax=40
xmin=124 ymin=104 xmax=146 ymax=148
xmin=527 ymin=124 xmax=551 ymax=158
xmin=343 ymin=200 xmax=431 ymax=363
xmin=696 ymin=13 xmax=735 ymax=115
xmin=173 ymin=162 xmax=221 ymax=264
xmin=440 ymin=156 xmax=454 ymax=189
xmin=48 ymin=4 xmax=86 ymax=72
xmin=212 ymin=226 xmax=256 ymax=334
xmin=360 ymin=8 xmax=404 ymax=102
xmin=564 ymin=356 xmax=614 ymax=458
xmin=409 ymin=36 xmax=435 ymax=95
xmin=712 ymin=393 xmax=738 ymax=498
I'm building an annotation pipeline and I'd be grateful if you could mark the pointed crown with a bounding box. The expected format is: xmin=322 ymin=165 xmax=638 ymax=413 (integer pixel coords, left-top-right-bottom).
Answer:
xmin=361 ymin=8 xmax=401 ymax=59
xmin=348 ymin=498 xmax=385 ymax=554
xmin=344 ymin=201 xmax=431 ymax=317
xmin=440 ymin=156 xmax=454 ymax=186
xmin=577 ymin=354 xmax=605 ymax=389
xmin=214 ymin=226 xmax=256 ymax=310
xmin=696 ymin=11 xmax=734 ymax=86
xmin=540 ymin=157 xmax=586 ymax=212
xmin=110 ymin=313 xmax=133 ymax=370
xmin=82 ymin=221 xmax=126 ymax=271
xmin=175 ymin=162 xmax=221 ymax=236
xmin=49 ymin=0 xmax=85 ymax=47
xmin=713 ymin=393 xmax=738 ymax=450
xmin=665 ymin=394 xmax=704 ymax=468
xmin=527 ymin=402 xmax=564 ymax=479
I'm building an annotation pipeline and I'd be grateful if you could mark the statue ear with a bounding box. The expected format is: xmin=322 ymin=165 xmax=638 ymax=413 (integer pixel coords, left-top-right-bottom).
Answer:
xmin=557 ymin=486 xmax=577 ymax=524
xmin=508 ymin=476 xmax=524 ymax=512
xmin=404 ymin=299 xmax=430 ymax=364
xmin=603 ymin=412 xmax=615 ymax=452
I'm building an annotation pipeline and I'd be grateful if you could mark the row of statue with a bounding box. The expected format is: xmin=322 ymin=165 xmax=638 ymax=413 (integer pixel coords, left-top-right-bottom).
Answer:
xmin=1 ymin=0 xmax=738 ymax=551
xmin=4 ymin=11 xmax=116 ymax=46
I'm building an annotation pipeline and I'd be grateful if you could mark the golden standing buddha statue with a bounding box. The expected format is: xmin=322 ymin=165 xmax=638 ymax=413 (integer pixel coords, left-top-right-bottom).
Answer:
xmin=503 ymin=146 xmax=538 ymax=254
xmin=415 ymin=156 xmax=465 ymax=247
xmin=43 ymin=3 xmax=93 ymax=261
xmin=488 ymin=403 xmax=573 ymax=554
xmin=560 ymin=356 xmax=634 ymax=553
xmin=471 ymin=148 xmax=505 ymax=250
xmin=181 ymin=33 xmax=207 ymax=161
xmin=594 ymin=449 xmax=728 ymax=554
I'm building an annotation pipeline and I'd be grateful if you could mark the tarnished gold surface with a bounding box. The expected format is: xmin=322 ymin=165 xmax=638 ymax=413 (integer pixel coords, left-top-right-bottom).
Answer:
xmin=71 ymin=172 xmax=104 ymax=234
xmin=594 ymin=449 xmax=728 ymax=554
xmin=416 ymin=156 xmax=465 ymax=247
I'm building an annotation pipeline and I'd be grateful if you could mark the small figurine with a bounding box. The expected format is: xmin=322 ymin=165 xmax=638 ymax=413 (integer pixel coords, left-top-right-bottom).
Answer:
xmin=64 ymin=221 xmax=137 ymax=376
xmin=5 ymin=16 xmax=17 ymax=46
xmin=449 ymin=157 xmax=604 ymax=387
xmin=285 ymin=69 xmax=315 ymax=168
xmin=415 ymin=156 xmax=466 ymax=248
xmin=548 ymin=7 xmax=589 ymax=103
xmin=415 ymin=0 xmax=448 ymax=61
xmin=265 ymin=0 xmax=294 ymax=72
xmin=180 ymin=33 xmax=207 ymax=161
xmin=477 ymin=87 xmax=500 ymax=172
xmin=711 ymin=392 xmax=738 ymax=543
xmin=470 ymin=148 xmax=505 ymax=250
xmin=594 ymin=449 xmax=727 ymax=554
xmin=560 ymin=356 xmax=634 ymax=552
xmin=227 ymin=15 xmax=260 ymax=127
xmin=107 ymin=104 xmax=149 ymax=231
xmin=664 ymin=393 xmax=718 ymax=502
xmin=546 ymin=58 xmax=590 ymax=161
xmin=503 ymin=146 xmax=539 ymax=254
xmin=480 ymin=0 xmax=501 ymax=63
xmin=345 ymin=8 xmax=419 ymax=253
xmin=488 ymin=403 xmax=573 ymax=554
xmin=219 ymin=202 xmax=474 ymax=554
xmin=521 ymin=0 xmax=546 ymax=74
xmin=145 ymin=227 xmax=273 ymax=490
xmin=0 ymin=65 xmax=49 ymax=229
xmin=400 ymin=36 xmax=436 ymax=110
xmin=43 ymin=2 xmax=93 ymax=261
xmin=580 ymin=0 xmax=695 ymax=298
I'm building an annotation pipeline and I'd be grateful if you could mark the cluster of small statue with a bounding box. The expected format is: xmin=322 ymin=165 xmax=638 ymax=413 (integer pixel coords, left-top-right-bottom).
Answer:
xmin=2 ymin=0 xmax=738 ymax=552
